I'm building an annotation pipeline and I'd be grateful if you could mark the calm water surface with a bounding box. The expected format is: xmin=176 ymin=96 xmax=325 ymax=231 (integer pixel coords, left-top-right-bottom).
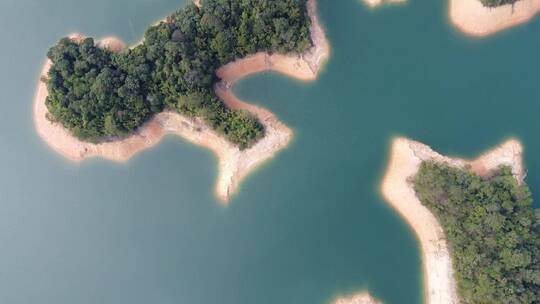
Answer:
xmin=0 ymin=0 xmax=539 ymax=303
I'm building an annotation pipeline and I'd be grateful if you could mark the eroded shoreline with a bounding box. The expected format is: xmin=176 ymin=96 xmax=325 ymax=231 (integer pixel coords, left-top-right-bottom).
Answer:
xmin=381 ymin=137 xmax=523 ymax=304
xmin=33 ymin=0 xmax=329 ymax=203
xmin=450 ymin=0 xmax=540 ymax=36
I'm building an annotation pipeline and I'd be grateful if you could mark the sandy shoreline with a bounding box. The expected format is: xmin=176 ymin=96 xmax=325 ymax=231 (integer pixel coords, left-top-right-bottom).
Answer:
xmin=380 ymin=137 xmax=523 ymax=304
xmin=33 ymin=0 xmax=329 ymax=203
xmin=450 ymin=0 xmax=540 ymax=36
xmin=333 ymin=292 xmax=381 ymax=304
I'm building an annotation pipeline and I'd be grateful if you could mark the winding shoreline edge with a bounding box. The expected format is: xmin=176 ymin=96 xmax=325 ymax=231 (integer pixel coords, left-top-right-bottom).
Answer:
xmin=33 ymin=0 xmax=329 ymax=203
xmin=380 ymin=137 xmax=523 ymax=304
xmin=449 ymin=0 xmax=540 ymax=36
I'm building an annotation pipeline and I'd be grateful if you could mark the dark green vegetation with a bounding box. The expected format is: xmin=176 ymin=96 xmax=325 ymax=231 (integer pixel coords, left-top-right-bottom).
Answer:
xmin=480 ymin=0 xmax=519 ymax=8
xmin=414 ymin=162 xmax=540 ymax=304
xmin=45 ymin=0 xmax=312 ymax=148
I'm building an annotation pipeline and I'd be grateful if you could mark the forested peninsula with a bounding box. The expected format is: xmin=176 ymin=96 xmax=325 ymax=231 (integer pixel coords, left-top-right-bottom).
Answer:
xmin=44 ymin=0 xmax=312 ymax=148
xmin=381 ymin=137 xmax=533 ymax=304
xmin=415 ymin=162 xmax=540 ymax=303
xmin=34 ymin=0 xmax=329 ymax=202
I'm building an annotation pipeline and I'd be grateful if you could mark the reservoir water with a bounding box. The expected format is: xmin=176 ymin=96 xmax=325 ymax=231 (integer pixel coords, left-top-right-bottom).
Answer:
xmin=0 ymin=0 xmax=539 ymax=303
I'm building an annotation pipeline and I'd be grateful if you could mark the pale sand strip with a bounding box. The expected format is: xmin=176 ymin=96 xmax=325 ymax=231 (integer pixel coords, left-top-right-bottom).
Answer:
xmin=450 ymin=0 xmax=540 ymax=36
xmin=333 ymin=292 xmax=381 ymax=304
xmin=380 ymin=137 xmax=523 ymax=304
xmin=362 ymin=0 xmax=406 ymax=9
xmin=33 ymin=0 xmax=329 ymax=203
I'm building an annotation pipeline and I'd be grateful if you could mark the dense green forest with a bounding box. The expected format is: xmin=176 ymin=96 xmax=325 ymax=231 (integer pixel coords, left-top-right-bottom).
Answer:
xmin=414 ymin=162 xmax=540 ymax=304
xmin=480 ymin=0 xmax=518 ymax=8
xmin=45 ymin=0 xmax=312 ymax=148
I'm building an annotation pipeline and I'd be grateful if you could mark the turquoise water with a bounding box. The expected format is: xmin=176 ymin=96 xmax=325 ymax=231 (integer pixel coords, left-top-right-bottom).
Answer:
xmin=1 ymin=0 xmax=539 ymax=303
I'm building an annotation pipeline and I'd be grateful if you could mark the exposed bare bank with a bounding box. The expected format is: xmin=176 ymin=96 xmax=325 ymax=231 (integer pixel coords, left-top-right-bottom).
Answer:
xmin=380 ymin=137 xmax=523 ymax=304
xmin=362 ymin=0 xmax=406 ymax=9
xmin=33 ymin=0 xmax=329 ymax=203
xmin=450 ymin=0 xmax=540 ymax=36
xmin=333 ymin=292 xmax=382 ymax=304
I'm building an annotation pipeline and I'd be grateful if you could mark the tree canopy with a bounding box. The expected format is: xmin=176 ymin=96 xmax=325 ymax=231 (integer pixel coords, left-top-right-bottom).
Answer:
xmin=414 ymin=161 xmax=540 ymax=304
xmin=480 ymin=0 xmax=518 ymax=8
xmin=45 ymin=0 xmax=312 ymax=148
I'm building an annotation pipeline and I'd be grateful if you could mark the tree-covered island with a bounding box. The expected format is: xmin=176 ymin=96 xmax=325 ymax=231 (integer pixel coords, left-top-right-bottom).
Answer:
xmin=44 ymin=0 xmax=312 ymax=149
xmin=414 ymin=162 xmax=540 ymax=303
